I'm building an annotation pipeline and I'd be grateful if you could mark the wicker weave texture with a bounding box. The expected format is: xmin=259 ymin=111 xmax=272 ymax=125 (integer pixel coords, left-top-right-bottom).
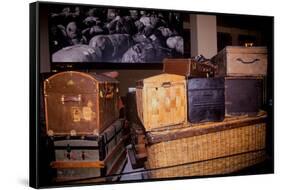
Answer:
xmin=146 ymin=150 xmax=266 ymax=178
xmin=147 ymin=123 xmax=266 ymax=169
xmin=136 ymin=74 xmax=187 ymax=131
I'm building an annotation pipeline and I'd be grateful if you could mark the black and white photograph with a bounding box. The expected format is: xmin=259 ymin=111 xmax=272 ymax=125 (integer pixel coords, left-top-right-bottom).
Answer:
xmin=49 ymin=5 xmax=184 ymax=63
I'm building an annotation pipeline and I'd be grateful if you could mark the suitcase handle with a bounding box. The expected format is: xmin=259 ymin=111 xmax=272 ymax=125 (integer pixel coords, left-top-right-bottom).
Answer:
xmin=105 ymin=91 xmax=114 ymax=98
xmin=61 ymin=95 xmax=81 ymax=104
xmin=236 ymin=58 xmax=260 ymax=64
xmin=162 ymin=82 xmax=171 ymax=88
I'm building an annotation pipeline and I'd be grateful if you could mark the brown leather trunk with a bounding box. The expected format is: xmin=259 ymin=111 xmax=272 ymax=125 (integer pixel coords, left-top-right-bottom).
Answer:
xmin=163 ymin=58 xmax=215 ymax=78
xmin=225 ymin=77 xmax=263 ymax=116
xmin=211 ymin=46 xmax=267 ymax=77
xmin=44 ymin=71 xmax=119 ymax=136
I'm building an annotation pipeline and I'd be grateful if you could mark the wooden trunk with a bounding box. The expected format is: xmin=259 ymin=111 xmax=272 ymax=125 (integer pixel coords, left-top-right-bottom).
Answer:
xmin=145 ymin=111 xmax=267 ymax=178
xmin=136 ymin=74 xmax=187 ymax=131
xmin=163 ymin=58 xmax=215 ymax=78
xmin=187 ymin=77 xmax=225 ymax=123
xmin=225 ymin=77 xmax=263 ymax=116
xmin=50 ymin=119 xmax=128 ymax=182
xmin=44 ymin=71 xmax=119 ymax=136
xmin=211 ymin=46 xmax=267 ymax=77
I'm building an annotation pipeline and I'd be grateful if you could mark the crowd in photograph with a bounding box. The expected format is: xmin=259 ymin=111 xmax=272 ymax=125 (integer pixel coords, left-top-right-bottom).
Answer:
xmin=50 ymin=6 xmax=184 ymax=63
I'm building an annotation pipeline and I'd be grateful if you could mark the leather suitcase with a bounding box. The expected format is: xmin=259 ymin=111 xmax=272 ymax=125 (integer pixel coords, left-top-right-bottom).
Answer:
xmin=225 ymin=77 xmax=263 ymax=116
xmin=50 ymin=119 xmax=128 ymax=182
xmin=188 ymin=78 xmax=225 ymax=123
xmin=163 ymin=58 xmax=215 ymax=78
xmin=136 ymin=73 xmax=187 ymax=131
xmin=211 ymin=46 xmax=267 ymax=77
xmin=44 ymin=71 xmax=120 ymax=136
xmin=40 ymin=73 xmax=54 ymax=127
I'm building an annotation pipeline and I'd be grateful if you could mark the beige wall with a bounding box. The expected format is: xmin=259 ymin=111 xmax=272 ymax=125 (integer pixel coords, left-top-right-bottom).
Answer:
xmin=190 ymin=14 xmax=217 ymax=58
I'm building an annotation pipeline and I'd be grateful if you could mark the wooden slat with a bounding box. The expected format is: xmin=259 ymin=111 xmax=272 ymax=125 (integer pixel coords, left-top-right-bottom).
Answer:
xmin=107 ymin=148 xmax=127 ymax=175
xmin=103 ymin=134 xmax=129 ymax=164
xmin=147 ymin=111 xmax=267 ymax=144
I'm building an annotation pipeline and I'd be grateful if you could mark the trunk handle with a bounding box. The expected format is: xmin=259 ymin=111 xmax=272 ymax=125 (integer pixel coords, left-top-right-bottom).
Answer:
xmin=61 ymin=94 xmax=81 ymax=104
xmin=236 ymin=58 xmax=260 ymax=64
xmin=103 ymin=86 xmax=115 ymax=98
xmin=162 ymin=82 xmax=171 ymax=88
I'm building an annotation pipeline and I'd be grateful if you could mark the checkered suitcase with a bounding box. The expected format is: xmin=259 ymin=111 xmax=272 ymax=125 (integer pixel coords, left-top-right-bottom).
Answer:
xmin=136 ymin=73 xmax=187 ymax=131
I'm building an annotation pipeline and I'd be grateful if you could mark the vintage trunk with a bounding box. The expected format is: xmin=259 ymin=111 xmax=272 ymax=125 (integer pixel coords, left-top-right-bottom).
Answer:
xmin=163 ymin=58 xmax=215 ymax=78
xmin=211 ymin=46 xmax=267 ymax=77
xmin=136 ymin=74 xmax=187 ymax=131
xmin=187 ymin=77 xmax=225 ymax=123
xmin=44 ymin=71 xmax=119 ymax=136
xmin=50 ymin=119 xmax=128 ymax=182
xmin=40 ymin=73 xmax=54 ymax=127
xmin=225 ymin=77 xmax=263 ymax=116
xmin=145 ymin=111 xmax=267 ymax=178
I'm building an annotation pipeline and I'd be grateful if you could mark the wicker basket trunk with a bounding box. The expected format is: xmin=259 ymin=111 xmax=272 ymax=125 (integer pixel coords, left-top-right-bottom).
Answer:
xmin=146 ymin=150 xmax=266 ymax=178
xmin=145 ymin=111 xmax=267 ymax=178
xmin=136 ymin=74 xmax=187 ymax=131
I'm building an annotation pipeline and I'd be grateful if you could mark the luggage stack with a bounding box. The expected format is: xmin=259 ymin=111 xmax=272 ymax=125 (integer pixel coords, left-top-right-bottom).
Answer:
xmin=212 ymin=46 xmax=267 ymax=116
xmin=43 ymin=71 xmax=128 ymax=183
xmin=129 ymin=46 xmax=268 ymax=179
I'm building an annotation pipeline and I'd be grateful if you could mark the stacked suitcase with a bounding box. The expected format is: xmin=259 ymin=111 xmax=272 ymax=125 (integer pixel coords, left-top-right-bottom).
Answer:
xmin=212 ymin=46 xmax=267 ymax=116
xmin=43 ymin=71 xmax=128 ymax=183
xmin=128 ymin=46 xmax=268 ymax=179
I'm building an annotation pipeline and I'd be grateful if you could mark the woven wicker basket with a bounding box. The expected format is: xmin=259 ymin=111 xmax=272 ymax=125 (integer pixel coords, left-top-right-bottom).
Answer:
xmin=146 ymin=150 xmax=266 ymax=178
xmin=145 ymin=111 xmax=267 ymax=178
xmin=136 ymin=74 xmax=187 ymax=131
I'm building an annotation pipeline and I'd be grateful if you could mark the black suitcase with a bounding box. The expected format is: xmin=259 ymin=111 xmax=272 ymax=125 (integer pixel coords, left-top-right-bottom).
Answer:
xmin=188 ymin=78 xmax=225 ymax=123
xmin=225 ymin=77 xmax=263 ymax=116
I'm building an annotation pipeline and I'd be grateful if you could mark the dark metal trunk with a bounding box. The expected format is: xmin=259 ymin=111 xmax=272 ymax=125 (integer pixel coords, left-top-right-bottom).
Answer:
xmin=187 ymin=78 xmax=225 ymax=123
xmin=225 ymin=77 xmax=263 ymax=116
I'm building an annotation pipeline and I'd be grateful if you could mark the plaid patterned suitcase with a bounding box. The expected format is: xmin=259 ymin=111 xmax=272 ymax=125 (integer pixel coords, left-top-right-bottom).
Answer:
xmin=136 ymin=74 xmax=187 ymax=131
